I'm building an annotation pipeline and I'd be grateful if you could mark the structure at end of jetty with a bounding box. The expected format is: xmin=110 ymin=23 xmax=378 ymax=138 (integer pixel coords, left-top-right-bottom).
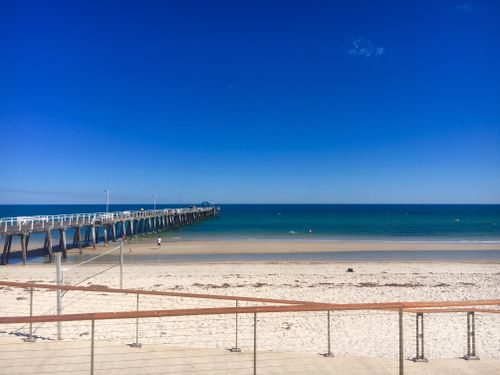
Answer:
xmin=0 ymin=206 xmax=219 ymax=265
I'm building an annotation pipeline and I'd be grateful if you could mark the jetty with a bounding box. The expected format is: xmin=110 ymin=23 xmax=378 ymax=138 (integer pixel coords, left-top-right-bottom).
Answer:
xmin=0 ymin=206 xmax=219 ymax=265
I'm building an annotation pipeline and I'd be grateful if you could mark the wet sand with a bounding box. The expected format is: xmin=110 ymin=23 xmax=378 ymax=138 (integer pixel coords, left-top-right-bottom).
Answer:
xmin=119 ymin=239 xmax=500 ymax=255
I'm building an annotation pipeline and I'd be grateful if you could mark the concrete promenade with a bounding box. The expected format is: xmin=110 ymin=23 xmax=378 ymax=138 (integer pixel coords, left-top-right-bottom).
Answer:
xmin=0 ymin=337 xmax=497 ymax=375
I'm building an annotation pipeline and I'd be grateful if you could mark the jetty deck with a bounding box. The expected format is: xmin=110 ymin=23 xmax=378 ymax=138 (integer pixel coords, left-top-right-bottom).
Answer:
xmin=0 ymin=206 xmax=219 ymax=265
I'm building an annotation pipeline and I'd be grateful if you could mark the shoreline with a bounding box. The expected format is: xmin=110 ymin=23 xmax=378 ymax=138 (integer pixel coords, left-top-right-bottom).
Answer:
xmin=121 ymin=239 xmax=500 ymax=255
xmin=4 ymin=239 xmax=500 ymax=264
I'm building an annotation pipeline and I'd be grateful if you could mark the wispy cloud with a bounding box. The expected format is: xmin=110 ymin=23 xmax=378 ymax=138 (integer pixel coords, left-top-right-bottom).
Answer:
xmin=348 ymin=37 xmax=385 ymax=58
xmin=456 ymin=3 xmax=473 ymax=11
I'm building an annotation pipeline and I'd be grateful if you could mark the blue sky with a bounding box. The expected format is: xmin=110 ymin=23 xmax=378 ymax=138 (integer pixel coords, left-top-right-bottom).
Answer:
xmin=0 ymin=1 xmax=499 ymax=204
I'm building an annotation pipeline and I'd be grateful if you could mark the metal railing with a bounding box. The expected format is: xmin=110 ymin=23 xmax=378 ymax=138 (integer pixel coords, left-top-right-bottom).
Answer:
xmin=0 ymin=281 xmax=498 ymax=375
xmin=0 ymin=207 xmax=218 ymax=234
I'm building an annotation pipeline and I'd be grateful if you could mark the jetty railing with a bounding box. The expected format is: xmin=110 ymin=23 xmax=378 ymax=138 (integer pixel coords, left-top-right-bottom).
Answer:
xmin=0 ymin=281 xmax=498 ymax=375
xmin=0 ymin=207 xmax=217 ymax=235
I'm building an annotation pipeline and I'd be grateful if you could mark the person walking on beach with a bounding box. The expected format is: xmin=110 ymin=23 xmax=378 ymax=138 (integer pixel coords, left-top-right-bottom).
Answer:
xmin=157 ymin=237 xmax=162 ymax=248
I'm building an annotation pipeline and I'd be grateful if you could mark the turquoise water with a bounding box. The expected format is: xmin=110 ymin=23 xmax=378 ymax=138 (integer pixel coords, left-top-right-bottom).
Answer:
xmin=172 ymin=204 xmax=500 ymax=241
xmin=1 ymin=204 xmax=499 ymax=241
xmin=2 ymin=204 xmax=499 ymax=263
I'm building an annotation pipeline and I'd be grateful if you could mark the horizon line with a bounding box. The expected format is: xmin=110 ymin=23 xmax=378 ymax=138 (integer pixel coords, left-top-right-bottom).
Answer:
xmin=0 ymin=202 xmax=499 ymax=206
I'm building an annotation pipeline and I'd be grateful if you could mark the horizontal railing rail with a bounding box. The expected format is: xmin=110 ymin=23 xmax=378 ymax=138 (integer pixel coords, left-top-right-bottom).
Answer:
xmin=0 ymin=281 xmax=317 ymax=306
xmin=0 ymin=207 xmax=218 ymax=234
xmin=1 ymin=300 xmax=499 ymax=325
xmin=0 ymin=281 xmax=498 ymax=324
xmin=404 ymin=307 xmax=500 ymax=313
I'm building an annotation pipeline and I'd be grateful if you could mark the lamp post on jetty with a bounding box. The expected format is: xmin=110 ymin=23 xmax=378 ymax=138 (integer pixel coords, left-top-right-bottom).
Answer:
xmin=104 ymin=189 xmax=110 ymax=213
xmin=153 ymin=193 xmax=157 ymax=211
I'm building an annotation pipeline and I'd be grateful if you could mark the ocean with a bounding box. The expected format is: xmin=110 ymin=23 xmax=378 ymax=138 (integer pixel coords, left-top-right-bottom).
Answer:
xmin=1 ymin=204 xmax=499 ymax=241
xmin=173 ymin=204 xmax=500 ymax=241
xmin=2 ymin=204 xmax=500 ymax=264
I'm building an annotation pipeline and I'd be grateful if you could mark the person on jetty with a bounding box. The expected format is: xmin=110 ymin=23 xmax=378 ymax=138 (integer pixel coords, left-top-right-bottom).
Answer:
xmin=157 ymin=237 xmax=162 ymax=248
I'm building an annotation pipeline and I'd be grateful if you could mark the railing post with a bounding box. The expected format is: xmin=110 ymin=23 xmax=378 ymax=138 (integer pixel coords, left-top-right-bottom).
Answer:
xmin=56 ymin=253 xmax=63 ymax=340
xmin=23 ymin=287 xmax=36 ymax=342
xmin=229 ymin=300 xmax=241 ymax=352
xmin=119 ymin=242 xmax=124 ymax=289
xmin=90 ymin=319 xmax=95 ymax=375
xmin=130 ymin=293 xmax=142 ymax=348
xmin=29 ymin=286 xmax=34 ymax=340
xmin=412 ymin=312 xmax=428 ymax=362
xmin=399 ymin=307 xmax=404 ymax=375
xmin=464 ymin=311 xmax=479 ymax=360
xmin=253 ymin=312 xmax=257 ymax=375
xmin=324 ymin=310 xmax=334 ymax=357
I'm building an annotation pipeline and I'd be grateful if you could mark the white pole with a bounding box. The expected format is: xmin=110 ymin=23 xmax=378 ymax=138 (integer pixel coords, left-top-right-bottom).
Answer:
xmin=56 ymin=253 xmax=63 ymax=340
xmin=90 ymin=319 xmax=95 ymax=375
xmin=119 ymin=242 xmax=124 ymax=289
xmin=253 ymin=312 xmax=257 ymax=375
xmin=104 ymin=189 xmax=110 ymax=213
xmin=399 ymin=307 xmax=404 ymax=375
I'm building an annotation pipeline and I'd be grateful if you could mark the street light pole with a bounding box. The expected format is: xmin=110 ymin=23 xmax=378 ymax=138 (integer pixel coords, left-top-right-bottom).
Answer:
xmin=153 ymin=193 xmax=157 ymax=211
xmin=104 ymin=189 xmax=109 ymax=213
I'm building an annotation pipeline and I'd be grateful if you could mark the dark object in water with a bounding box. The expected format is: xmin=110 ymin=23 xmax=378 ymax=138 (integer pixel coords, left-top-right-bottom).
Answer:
xmin=347 ymin=268 xmax=354 ymax=273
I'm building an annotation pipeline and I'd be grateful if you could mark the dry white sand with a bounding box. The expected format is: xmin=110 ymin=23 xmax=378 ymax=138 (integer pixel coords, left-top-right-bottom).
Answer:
xmin=1 ymin=260 xmax=499 ymax=360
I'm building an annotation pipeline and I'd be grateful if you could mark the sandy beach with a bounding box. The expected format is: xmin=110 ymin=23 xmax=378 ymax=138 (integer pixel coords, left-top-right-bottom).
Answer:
xmin=1 ymin=239 xmax=499 ymax=375
xmin=1 ymin=259 xmax=499 ymax=360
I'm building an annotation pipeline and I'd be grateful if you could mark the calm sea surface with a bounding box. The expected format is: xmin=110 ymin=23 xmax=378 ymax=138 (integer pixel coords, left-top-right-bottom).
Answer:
xmin=1 ymin=204 xmax=499 ymax=241
xmin=1 ymin=204 xmax=499 ymax=263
